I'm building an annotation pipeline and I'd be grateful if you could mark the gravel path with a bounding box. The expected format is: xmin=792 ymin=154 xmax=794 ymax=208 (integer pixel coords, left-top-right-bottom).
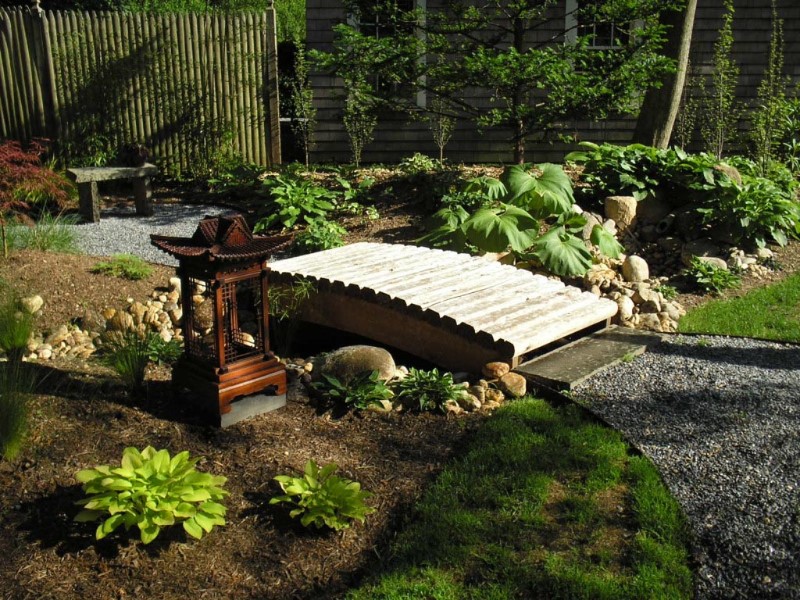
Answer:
xmin=68 ymin=202 xmax=239 ymax=266
xmin=573 ymin=334 xmax=800 ymax=599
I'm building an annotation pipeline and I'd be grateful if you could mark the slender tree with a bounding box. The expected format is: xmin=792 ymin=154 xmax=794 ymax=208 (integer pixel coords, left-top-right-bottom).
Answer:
xmin=633 ymin=0 xmax=697 ymax=148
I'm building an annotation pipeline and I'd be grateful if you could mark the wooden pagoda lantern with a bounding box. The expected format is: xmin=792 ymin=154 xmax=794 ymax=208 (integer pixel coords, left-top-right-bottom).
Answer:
xmin=151 ymin=215 xmax=292 ymax=427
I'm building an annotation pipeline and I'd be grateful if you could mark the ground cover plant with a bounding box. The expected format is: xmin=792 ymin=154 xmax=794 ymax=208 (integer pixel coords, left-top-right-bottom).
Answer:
xmin=5 ymin=212 xmax=80 ymax=254
xmin=349 ymin=398 xmax=692 ymax=599
xmin=679 ymin=271 xmax=800 ymax=342
xmin=91 ymin=254 xmax=154 ymax=280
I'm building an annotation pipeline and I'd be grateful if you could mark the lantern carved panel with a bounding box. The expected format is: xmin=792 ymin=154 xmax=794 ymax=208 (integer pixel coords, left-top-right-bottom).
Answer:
xmin=151 ymin=214 xmax=292 ymax=426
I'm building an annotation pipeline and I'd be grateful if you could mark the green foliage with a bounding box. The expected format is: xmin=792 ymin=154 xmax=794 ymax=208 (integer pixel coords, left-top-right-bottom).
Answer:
xmin=393 ymin=368 xmax=462 ymax=413
xmin=679 ymin=272 xmax=800 ymax=343
xmin=0 ymin=360 xmax=35 ymax=461
xmin=429 ymin=97 xmax=456 ymax=163
xmin=0 ymin=286 xmax=35 ymax=363
xmin=274 ymin=0 xmax=306 ymax=43
xmin=288 ymin=44 xmax=317 ymax=167
xmin=702 ymin=0 xmax=740 ymax=158
xmin=697 ymin=173 xmax=800 ymax=248
xmin=270 ymin=459 xmax=375 ymax=531
xmin=419 ymin=163 xmax=605 ymax=277
xmin=749 ymin=0 xmax=789 ymax=175
xmin=349 ymin=398 xmax=691 ymax=599
xmin=6 ymin=212 xmax=80 ymax=254
xmin=268 ymin=277 xmax=316 ymax=356
xmin=684 ymin=257 xmax=741 ymax=295
xmin=101 ymin=330 xmax=157 ymax=394
xmin=655 ymin=284 xmax=678 ymax=302
xmin=399 ymin=153 xmax=439 ymax=176
xmin=91 ymin=254 xmax=153 ymax=281
xmin=316 ymin=1 xmax=678 ymax=161
xmin=569 ymin=143 xmax=800 ymax=249
xmin=75 ymin=446 xmax=228 ymax=545
xmin=590 ymin=224 xmax=624 ymax=259
xmin=313 ymin=370 xmax=394 ymax=411
xmin=294 ymin=219 xmax=347 ymax=253
xmin=253 ymin=174 xmax=337 ymax=232
xmin=146 ymin=335 xmax=182 ymax=365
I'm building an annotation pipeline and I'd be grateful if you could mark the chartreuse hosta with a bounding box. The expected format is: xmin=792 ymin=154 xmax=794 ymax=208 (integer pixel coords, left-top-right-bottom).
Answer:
xmin=75 ymin=446 xmax=228 ymax=544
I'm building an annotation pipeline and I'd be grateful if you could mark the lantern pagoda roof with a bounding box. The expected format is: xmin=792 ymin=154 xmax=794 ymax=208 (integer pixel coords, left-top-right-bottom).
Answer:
xmin=151 ymin=214 xmax=292 ymax=263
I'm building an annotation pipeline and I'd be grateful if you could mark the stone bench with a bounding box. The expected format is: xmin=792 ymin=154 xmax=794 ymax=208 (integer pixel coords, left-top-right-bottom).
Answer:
xmin=66 ymin=163 xmax=158 ymax=223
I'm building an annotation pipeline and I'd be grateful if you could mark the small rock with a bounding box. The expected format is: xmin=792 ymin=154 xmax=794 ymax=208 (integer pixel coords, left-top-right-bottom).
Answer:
xmin=756 ymin=247 xmax=774 ymax=261
xmin=615 ymin=296 xmax=635 ymax=321
xmin=102 ymin=307 xmax=117 ymax=320
xmin=695 ymin=256 xmax=729 ymax=271
xmin=482 ymin=361 xmax=510 ymax=379
xmin=637 ymin=313 xmax=663 ymax=332
xmin=484 ymin=388 xmax=505 ymax=404
xmin=498 ymin=373 xmax=527 ymax=398
xmin=681 ymin=238 xmax=722 ymax=267
xmin=169 ymin=276 xmax=182 ymax=293
xmin=367 ymin=399 xmax=394 ymax=413
xmin=19 ymin=295 xmax=43 ymax=315
xmin=622 ymin=256 xmax=650 ymax=282
xmin=445 ymin=400 xmax=464 ymax=415
xmin=468 ymin=385 xmax=486 ymax=403
xmin=457 ymin=393 xmax=482 ymax=412
xmin=37 ymin=347 xmax=52 ymax=360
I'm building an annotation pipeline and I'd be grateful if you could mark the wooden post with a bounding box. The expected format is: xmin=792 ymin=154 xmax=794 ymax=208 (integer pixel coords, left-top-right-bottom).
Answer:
xmin=29 ymin=2 xmax=60 ymax=139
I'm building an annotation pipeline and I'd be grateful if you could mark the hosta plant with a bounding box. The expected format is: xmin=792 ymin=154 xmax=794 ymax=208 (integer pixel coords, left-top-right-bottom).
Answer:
xmin=313 ymin=370 xmax=394 ymax=410
xmin=270 ymin=459 xmax=375 ymax=531
xmin=684 ymin=257 xmax=741 ymax=294
xmin=393 ymin=367 xmax=462 ymax=413
xmin=75 ymin=446 xmax=228 ymax=544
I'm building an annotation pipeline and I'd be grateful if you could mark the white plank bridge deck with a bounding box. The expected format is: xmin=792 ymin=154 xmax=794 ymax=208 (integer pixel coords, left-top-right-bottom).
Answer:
xmin=270 ymin=243 xmax=618 ymax=372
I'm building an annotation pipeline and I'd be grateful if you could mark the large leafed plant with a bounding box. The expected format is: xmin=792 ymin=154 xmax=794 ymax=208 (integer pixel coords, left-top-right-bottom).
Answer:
xmin=419 ymin=163 xmax=622 ymax=276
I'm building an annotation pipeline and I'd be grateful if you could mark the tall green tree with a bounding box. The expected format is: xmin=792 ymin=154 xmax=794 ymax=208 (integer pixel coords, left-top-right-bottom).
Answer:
xmin=701 ymin=0 xmax=739 ymax=158
xmin=316 ymin=0 xmax=681 ymax=163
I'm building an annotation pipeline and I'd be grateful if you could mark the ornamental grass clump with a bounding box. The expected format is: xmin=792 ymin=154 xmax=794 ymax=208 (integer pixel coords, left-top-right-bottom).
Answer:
xmin=75 ymin=446 xmax=228 ymax=544
xmin=0 ymin=286 xmax=35 ymax=363
xmin=0 ymin=360 xmax=35 ymax=461
xmin=270 ymin=459 xmax=375 ymax=531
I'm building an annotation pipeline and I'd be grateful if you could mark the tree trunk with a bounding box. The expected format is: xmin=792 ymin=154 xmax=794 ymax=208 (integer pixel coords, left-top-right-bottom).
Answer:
xmin=633 ymin=0 xmax=698 ymax=148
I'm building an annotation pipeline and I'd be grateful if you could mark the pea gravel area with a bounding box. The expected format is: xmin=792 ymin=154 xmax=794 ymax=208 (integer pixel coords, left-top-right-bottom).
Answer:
xmin=68 ymin=202 xmax=239 ymax=266
xmin=573 ymin=334 xmax=800 ymax=599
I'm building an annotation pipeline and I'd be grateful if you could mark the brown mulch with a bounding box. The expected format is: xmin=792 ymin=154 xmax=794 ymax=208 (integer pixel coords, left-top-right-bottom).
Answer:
xmin=2 ymin=179 xmax=800 ymax=598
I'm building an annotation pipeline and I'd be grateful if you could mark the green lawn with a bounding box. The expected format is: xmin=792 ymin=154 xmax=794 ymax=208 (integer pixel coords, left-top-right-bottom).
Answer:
xmin=348 ymin=399 xmax=692 ymax=600
xmin=679 ymin=272 xmax=800 ymax=342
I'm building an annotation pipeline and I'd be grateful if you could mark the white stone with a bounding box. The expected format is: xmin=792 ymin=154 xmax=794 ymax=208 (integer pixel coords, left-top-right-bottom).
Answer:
xmin=615 ymin=296 xmax=635 ymax=321
xmin=622 ymin=256 xmax=650 ymax=282
xmin=169 ymin=276 xmax=182 ymax=293
xmin=19 ymin=295 xmax=43 ymax=315
xmin=756 ymin=247 xmax=774 ymax=261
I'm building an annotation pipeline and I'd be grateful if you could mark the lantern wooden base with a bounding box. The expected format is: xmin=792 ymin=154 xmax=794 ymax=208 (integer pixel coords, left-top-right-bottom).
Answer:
xmin=172 ymin=355 xmax=287 ymax=427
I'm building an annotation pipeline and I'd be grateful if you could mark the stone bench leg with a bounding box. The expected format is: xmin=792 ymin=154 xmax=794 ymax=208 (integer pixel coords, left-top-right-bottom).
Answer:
xmin=133 ymin=176 xmax=153 ymax=216
xmin=77 ymin=181 xmax=100 ymax=223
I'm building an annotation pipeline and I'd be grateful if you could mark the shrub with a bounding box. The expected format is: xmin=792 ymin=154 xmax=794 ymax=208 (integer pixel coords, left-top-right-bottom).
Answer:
xmin=91 ymin=254 xmax=153 ymax=280
xmin=0 ymin=360 xmax=35 ymax=461
xmin=146 ymin=335 xmax=182 ymax=365
xmin=393 ymin=368 xmax=462 ymax=413
xmin=253 ymin=174 xmax=337 ymax=232
xmin=294 ymin=219 xmax=347 ymax=253
xmin=270 ymin=459 xmax=375 ymax=531
xmin=0 ymin=287 xmax=35 ymax=363
xmin=399 ymin=152 xmax=439 ymax=176
xmin=102 ymin=330 xmax=154 ymax=394
xmin=75 ymin=446 xmax=228 ymax=544
xmin=6 ymin=212 xmax=80 ymax=254
xmin=684 ymin=257 xmax=741 ymax=294
xmin=313 ymin=370 xmax=394 ymax=410
xmin=0 ymin=140 xmax=75 ymax=212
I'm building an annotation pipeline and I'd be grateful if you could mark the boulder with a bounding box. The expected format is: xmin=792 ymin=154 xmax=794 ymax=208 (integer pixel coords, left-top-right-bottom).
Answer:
xmin=457 ymin=392 xmax=482 ymax=412
xmin=615 ymin=296 xmax=635 ymax=321
xmin=636 ymin=195 xmax=673 ymax=224
xmin=315 ymin=345 xmax=396 ymax=383
xmin=622 ymin=256 xmax=650 ymax=283
xmin=604 ymin=196 xmax=637 ymax=232
xmin=498 ymin=372 xmax=527 ymax=398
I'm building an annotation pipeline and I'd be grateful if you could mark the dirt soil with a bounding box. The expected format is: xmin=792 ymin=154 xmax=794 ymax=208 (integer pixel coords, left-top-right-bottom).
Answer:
xmin=2 ymin=182 xmax=800 ymax=598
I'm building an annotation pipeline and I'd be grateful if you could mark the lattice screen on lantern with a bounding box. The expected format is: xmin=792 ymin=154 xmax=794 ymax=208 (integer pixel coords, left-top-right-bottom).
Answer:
xmin=221 ymin=277 xmax=263 ymax=363
xmin=186 ymin=276 xmax=217 ymax=361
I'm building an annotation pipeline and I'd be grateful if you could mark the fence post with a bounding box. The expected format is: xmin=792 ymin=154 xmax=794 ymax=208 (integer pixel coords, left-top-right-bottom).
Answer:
xmin=28 ymin=0 xmax=59 ymax=139
xmin=265 ymin=0 xmax=281 ymax=165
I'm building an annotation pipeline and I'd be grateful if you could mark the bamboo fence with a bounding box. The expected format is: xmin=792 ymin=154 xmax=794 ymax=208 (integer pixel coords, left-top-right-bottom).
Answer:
xmin=0 ymin=6 xmax=281 ymax=171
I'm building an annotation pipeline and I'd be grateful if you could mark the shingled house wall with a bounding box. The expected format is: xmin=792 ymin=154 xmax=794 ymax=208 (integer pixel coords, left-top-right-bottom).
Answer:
xmin=304 ymin=0 xmax=800 ymax=164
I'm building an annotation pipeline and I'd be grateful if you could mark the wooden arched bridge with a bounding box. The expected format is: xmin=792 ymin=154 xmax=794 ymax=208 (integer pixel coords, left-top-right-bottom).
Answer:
xmin=269 ymin=243 xmax=618 ymax=372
